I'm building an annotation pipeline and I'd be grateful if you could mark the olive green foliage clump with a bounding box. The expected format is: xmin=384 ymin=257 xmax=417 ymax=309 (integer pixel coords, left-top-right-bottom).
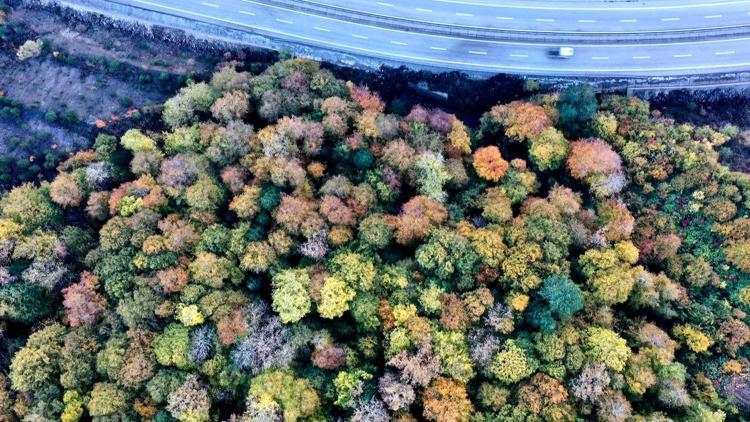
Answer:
xmin=1 ymin=58 xmax=748 ymax=421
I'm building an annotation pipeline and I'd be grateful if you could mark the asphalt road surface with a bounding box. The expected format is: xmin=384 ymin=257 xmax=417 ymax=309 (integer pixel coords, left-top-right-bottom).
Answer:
xmin=107 ymin=0 xmax=750 ymax=76
xmin=292 ymin=0 xmax=750 ymax=33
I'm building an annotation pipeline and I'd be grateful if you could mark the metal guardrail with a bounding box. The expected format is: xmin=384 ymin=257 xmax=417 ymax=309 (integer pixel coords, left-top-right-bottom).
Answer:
xmin=264 ymin=0 xmax=750 ymax=43
xmin=594 ymin=72 xmax=750 ymax=93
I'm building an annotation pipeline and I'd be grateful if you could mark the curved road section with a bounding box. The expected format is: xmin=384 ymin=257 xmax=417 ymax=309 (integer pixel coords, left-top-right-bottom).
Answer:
xmin=75 ymin=0 xmax=750 ymax=76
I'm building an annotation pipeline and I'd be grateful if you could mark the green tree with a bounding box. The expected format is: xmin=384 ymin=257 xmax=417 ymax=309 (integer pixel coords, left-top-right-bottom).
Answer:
xmin=350 ymin=292 xmax=381 ymax=332
xmin=333 ymin=369 xmax=373 ymax=407
xmin=358 ymin=213 xmax=393 ymax=249
xmin=164 ymin=125 xmax=202 ymax=154
xmin=154 ymin=324 xmax=192 ymax=369
xmin=434 ymin=331 xmax=475 ymax=383
xmin=416 ymin=229 xmax=478 ymax=290
xmin=527 ymin=274 xmax=584 ymax=332
xmin=116 ymin=286 xmax=161 ymax=329
xmin=61 ymin=390 xmax=86 ymax=422
xmin=319 ymin=275 xmax=356 ymax=319
xmin=189 ymin=252 xmax=241 ymax=288
xmin=557 ymin=84 xmax=597 ymax=136
xmin=186 ymin=174 xmax=226 ymax=214
xmin=585 ymin=327 xmax=631 ymax=372
xmin=120 ymin=129 xmax=159 ymax=153
xmin=578 ymin=242 xmax=639 ymax=305
xmin=529 ymin=127 xmax=568 ymax=171
xmin=490 ymin=339 xmax=538 ymax=384
xmin=88 ymin=382 xmax=130 ymax=417
xmin=0 ymin=282 xmax=52 ymax=323
xmin=60 ymin=329 xmax=100 ymax=391
xmin=248 ymin=370 xmax=321 ymax=422
xmin=147 ymin=369 xmax=187 ymax=404
xmin=328 ymin=252 xmax=377 ymax=291
xmin=414 ymin=151 xmax=450 ymax=203
xmin=272 ymin=269 xmax=312 ymax=324
xmin=9 ymin=323 xmax=65 ymax=392
xmin=163 ymin=81 xmax=219 ymax=129
xmin=1 ymin=183 xmax=62 ymax=232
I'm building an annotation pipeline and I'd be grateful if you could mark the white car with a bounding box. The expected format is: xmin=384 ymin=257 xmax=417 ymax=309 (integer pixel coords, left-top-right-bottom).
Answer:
xmin=559 ymin=47 xmax=574 ymax=58
xmin=551 ymin=47 xmax=575 ymax=58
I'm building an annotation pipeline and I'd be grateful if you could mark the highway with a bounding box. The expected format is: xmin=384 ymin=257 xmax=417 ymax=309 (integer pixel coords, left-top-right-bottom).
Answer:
xmin=84 ymin=0 xmax=750 ymax=76
xmin=289 ymin=0 xmax=750 ymax=33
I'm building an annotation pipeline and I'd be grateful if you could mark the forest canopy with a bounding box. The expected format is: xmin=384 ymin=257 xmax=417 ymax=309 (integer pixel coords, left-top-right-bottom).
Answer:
xmin=0 ymin=58 xmax=749 ymax=421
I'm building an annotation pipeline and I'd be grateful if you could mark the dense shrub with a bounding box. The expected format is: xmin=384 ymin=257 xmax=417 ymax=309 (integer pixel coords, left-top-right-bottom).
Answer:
xmin=1 ymin=58 xmax=748 ymax=421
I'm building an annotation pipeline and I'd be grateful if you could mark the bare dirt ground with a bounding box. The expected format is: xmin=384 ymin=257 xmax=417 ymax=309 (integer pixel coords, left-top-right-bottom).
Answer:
xmin=0 ymin=1 xmax=238 ymax=160
xmin=0 ymin=117 xmax=88 ymax=154
xmin=0 ymin=54 xmax=165 ymax=124
xmin=0 ymin=1 xmax=272 ymax=188
xmin=9 ymin=6 xmax=212 ymax=77
xmin=0 ymin=4 xmax=217 ymax=125
xmin=0 ymin=0 xmax=268 ymax=190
